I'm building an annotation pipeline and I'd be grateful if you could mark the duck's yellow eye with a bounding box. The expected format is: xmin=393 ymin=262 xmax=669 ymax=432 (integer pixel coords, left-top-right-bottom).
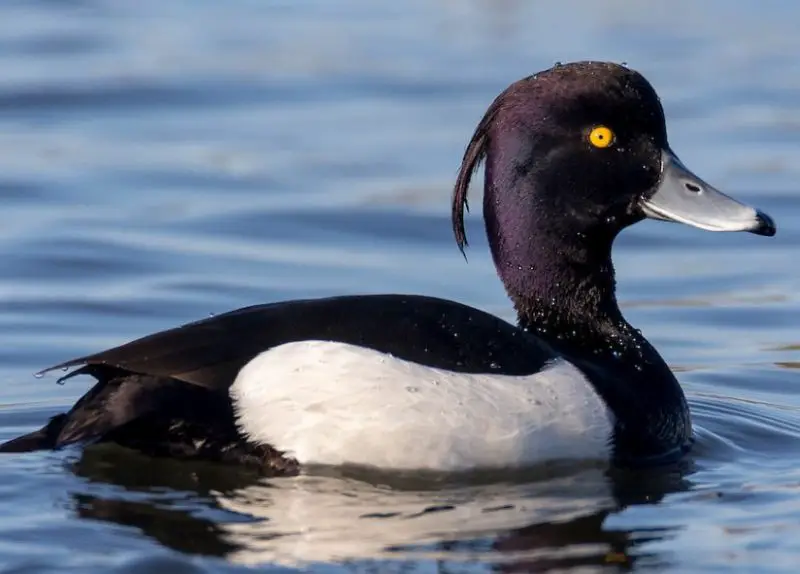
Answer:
xmin=588 ymin=126 xmax=614 ymax=148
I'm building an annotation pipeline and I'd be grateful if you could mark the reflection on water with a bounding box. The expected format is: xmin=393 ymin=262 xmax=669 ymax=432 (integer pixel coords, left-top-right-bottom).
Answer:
xmin=69 ymin=446 xmax=690 ymax=570
xmin=0 ymin=0 xmax=799 ymax=572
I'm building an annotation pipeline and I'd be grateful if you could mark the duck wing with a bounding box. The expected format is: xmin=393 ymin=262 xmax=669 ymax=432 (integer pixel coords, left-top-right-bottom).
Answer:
xmin=43 ymin=294 xmax=554 ymax=391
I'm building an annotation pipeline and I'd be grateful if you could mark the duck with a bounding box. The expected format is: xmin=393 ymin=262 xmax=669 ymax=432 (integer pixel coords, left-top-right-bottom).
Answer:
xmin=0 ymin=61 xmax=776 ymax=473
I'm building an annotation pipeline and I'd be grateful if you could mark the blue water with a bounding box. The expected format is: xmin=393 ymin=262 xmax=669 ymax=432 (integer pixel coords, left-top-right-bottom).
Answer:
xmin=0 ymin=1 xmax=799 ymax=572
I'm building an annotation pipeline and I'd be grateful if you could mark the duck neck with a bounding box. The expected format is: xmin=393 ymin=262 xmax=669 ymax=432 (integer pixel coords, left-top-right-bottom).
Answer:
xmin=486 ymin=200 xmax=617 ymax=321
xmin=517 ymin=234 xmax=616 ymax=323
xmin=497 ymin=226 xmax=633 ymax=357
xmin=482 ymin=168 xmax=645 ymax=365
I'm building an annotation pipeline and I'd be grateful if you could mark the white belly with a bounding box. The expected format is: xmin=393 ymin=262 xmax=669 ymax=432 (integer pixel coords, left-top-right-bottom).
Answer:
xmin=229 ymin=340 xmax=612 ymax=471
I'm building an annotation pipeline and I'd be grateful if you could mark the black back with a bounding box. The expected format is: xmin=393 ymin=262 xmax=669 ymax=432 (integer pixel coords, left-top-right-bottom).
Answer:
xmin=46 ymin=294 xmax=556 ymax=389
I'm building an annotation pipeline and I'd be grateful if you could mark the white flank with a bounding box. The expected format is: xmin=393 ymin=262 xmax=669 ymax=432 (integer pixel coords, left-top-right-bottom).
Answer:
xmin=230 ymin=341 xmax=612 ymax=471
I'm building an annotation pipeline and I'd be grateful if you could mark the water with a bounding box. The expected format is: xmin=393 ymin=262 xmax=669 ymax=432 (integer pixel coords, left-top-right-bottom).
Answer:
xmin=0 ymin=1 xmax=799 ymax=571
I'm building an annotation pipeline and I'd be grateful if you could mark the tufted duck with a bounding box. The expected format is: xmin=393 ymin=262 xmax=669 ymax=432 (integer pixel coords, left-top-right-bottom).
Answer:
xmin=0 ymin=61 xmax=776 ymax=472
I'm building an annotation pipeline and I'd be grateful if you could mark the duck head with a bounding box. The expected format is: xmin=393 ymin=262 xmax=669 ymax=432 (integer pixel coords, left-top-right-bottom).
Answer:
xmin=452 ymin=61 xmax=775 ymax=323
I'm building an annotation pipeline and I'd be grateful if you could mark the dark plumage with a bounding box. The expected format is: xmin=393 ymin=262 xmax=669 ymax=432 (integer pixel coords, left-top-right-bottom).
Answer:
xmin=0 ymin=61 xmax=776 ymax=472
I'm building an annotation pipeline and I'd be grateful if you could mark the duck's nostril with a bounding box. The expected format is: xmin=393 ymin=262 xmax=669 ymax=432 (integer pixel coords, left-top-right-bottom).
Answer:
xmin=684 ymin=182 xmax=702 ymax=194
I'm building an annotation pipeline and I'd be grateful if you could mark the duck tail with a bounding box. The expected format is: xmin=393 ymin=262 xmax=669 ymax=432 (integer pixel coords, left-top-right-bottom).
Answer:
xmin=0 ymin=413 xmax=67 ymax=452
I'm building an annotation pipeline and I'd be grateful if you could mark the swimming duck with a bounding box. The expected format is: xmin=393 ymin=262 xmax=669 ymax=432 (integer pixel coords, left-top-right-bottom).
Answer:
xmin=0 ymin=61 xmax=775 ymax=472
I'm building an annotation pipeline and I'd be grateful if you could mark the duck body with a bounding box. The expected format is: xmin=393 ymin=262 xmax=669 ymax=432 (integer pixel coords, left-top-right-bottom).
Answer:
xmin=1 ymin=295 xmax=615 ymax=471
xmin=1 ymin=61 xmax=775 ymax=472
xmin=0 ymin=293 xmax=685 ymax=470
